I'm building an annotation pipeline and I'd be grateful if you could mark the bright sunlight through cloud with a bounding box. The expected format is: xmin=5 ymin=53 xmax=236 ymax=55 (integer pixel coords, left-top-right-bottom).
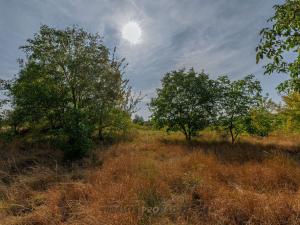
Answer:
xmin=122 ymin=21 xmax=142 ymax=44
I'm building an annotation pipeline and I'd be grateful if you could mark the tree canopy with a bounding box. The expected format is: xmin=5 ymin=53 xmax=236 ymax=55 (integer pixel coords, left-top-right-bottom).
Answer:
xmin=281 ymin=92 xmax=300 ymax=131
xmin=7 ymin=25 xmax=137 ymax=158
xmin=150 ymin=69 xmax=217 ymax=140
xmin=256 ymin=0 xmax=300 ymax=92
xmin=215 ymin=75 xmax=262 ymax=144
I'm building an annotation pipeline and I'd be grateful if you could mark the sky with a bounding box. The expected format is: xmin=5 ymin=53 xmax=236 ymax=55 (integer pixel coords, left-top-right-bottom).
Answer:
xmin=0 ymin=0 xmax=287 ymax=118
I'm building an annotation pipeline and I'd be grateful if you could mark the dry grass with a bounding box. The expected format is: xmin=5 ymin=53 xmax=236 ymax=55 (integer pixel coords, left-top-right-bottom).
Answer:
xmin=1 ymin=129 xmax=300 ymax=225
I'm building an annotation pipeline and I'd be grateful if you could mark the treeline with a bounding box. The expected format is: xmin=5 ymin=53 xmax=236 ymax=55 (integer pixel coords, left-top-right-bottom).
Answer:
xmin=150 ymin=0 xmax=300 ymax=143
xmin=0 ymin=0 xmax=300 ymax=158
xmin=0 ymin=25 xmax=141 ymax=159
xmin=0 ymin=24 xmax=299 ymax=158
xmin=149 ymin=69 xmax=300 ymax=143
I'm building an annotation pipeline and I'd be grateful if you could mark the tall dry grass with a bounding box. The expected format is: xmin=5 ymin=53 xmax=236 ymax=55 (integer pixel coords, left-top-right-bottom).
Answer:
xmin=1 ymin=130 xmax=300 ymax=225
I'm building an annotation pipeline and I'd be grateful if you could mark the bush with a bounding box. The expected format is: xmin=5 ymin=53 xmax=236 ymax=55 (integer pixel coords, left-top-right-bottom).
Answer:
xmin=245 ymin=109 xmax=274 ymax=137
xmin=59 ymin=109 xmax=93 ymax=160
xmin=0 ymin=130 xmax=15 ymax=143
xmin=133 ymin=115 xmax=145 ymax=125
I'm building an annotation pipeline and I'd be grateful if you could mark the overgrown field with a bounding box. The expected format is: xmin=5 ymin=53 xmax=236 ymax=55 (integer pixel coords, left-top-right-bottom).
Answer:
xmin=1 ymin=129 xmax=300 ymax=225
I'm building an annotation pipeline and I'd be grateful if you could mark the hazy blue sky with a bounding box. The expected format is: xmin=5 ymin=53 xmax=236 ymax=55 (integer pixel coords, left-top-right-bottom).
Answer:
xmin=0 ymin=0 xmax=287 ymax=117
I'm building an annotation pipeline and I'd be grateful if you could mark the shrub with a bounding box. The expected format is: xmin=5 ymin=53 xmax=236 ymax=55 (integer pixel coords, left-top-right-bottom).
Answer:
xmin=245 ymin=109 xmax=274 ymax=137
xmin=59 ymin=109 xmax=93 ymax=160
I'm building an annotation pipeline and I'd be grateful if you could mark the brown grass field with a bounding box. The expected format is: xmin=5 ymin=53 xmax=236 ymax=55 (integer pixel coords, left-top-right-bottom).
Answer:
xmin=1 ymin=128 xmax=300 ymax=225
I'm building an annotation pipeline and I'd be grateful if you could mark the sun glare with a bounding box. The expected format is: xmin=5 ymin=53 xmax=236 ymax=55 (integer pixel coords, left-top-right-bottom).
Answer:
xmin=122 ymin=21 xmax=142 ymax=44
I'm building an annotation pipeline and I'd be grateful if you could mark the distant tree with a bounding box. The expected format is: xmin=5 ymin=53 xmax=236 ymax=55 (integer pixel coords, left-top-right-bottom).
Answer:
xmin=0 ymin=106 xmax=3 ymax=130
xmin=0 ymin=81 xmax=5 ymax=121
xmin=216 ymin=75 xmax=262 ymax=144
xmin=281 ymin=92 xmax=300 ymax=131
xmin=105 ymin=108 xmax=132 ymax=137
xmin=150 ymin=69 xmax=217 ymax=141
xmin=256 ymin=0 xmax=300 ymax=92
xmin=133 ymin=115 xmax=145 ymax=125
xmin=245 ymin=97 xmax=277 ymax=137
xmin=0 ymin=79 xmax=10 ymax=130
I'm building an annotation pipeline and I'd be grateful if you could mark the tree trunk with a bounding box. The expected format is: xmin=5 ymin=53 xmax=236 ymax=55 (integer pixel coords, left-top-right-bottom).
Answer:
xmin=229 ymin=127 xmax=235 ymax=144
xmin=184 ymin=129 xmax=192 ymax=141
xmin=186 ymin=134 xmax=191 ymax=141
xmin=98 ymin=127 xmax=104 ymax=141
xmin=180 ymin=124 xmax=190 ymax=141
xmin=13 ymin=124 xmax=18 ymax=135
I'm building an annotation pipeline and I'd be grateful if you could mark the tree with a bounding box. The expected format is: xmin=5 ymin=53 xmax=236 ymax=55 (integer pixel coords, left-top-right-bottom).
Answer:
xmin=133 ymin=115 xmax=145 ymax=125
xmin=216 ymin=75 xmax=262 ymax=144
xmin=244 ymin=97 xmax=277 ymax=137
xmin=150 ymin=69 xmax=217 ymax=141
xmin=0 ymin=79 xmax=10 ymax=130
xmin=281 ymin=92 xmax=300 ymax=131
xmin=0 ymin=80 xmax=5 ymax=118
xmin=256 ymin=0 xmax=300 ymax=92
xmin=0 ymin=100 xmax=4 ymax=130
xmin=9 ymin=25 xmax=135 ymax=158
xmin=87 ymin=50 xmax=141 ymax=140
xmin=60 ymin=108 xmax=93 ymax=159
xmin=10 ymin=61 xmax=67 ymax=128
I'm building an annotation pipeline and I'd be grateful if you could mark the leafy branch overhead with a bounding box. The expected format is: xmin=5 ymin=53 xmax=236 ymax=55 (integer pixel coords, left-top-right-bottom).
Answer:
xmin=256 ymin=0 xmax=300 ymax=92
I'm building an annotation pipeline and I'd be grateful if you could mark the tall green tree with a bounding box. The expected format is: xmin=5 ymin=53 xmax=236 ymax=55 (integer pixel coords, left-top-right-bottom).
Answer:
xmin=9 ymin=25 xmax=135 ymax=158
xmin=87 ymin=49 xmax=140 ymax=140
xmin=256 ymin=0 xmax=300 ymax=92
xmin=16 ymin=25 xmax=111 ymax=111
xmin=216 ymin=75 xmax=262 ymax=144
xmin=150 ymin=69 xmax=217 ymax=141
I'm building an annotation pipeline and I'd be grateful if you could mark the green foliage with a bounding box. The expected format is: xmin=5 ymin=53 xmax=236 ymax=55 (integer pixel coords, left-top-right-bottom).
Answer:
xmin=105 ymin=109 xmax=132 ymax=136
xmin=6 ymin=108 xmax=26 ymax=135
xmin=6 ymin=25 xmax=138 ymax=159
xmin=280 ymin=92 xmax=300 ymax=132
xmin=245 ymin=110 xmax=272 ymax=137
xmin=0 ymin=130 xmax=14 ymax=143
xmin=59 ymin=109 xmax=93 ymax=160
xmin=0 ymin=79 xmax=10 ymax=130
xmin=133 ymin=115 xmax=145 ymax=125
xmin=256 ymin=0 xmax=300 ymax=92
xmin=150 ymin=69 xmax=217 ymax=140
xmin=245 ymin=98 xmax=276 ymax=137
xmin=216 ymin=75 xmax=262 ymax=144
xmin=0 ymin=81 xmax=16 ymax=142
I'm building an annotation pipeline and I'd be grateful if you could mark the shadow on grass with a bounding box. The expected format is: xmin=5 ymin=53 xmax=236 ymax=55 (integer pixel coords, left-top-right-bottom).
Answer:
xmin=160 ymin=137 xmax=300 ymax=164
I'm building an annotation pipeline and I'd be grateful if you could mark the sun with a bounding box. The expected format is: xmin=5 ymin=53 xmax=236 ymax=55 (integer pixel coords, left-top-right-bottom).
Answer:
xmin=122 ymin=21 xmax=142 ymax=44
